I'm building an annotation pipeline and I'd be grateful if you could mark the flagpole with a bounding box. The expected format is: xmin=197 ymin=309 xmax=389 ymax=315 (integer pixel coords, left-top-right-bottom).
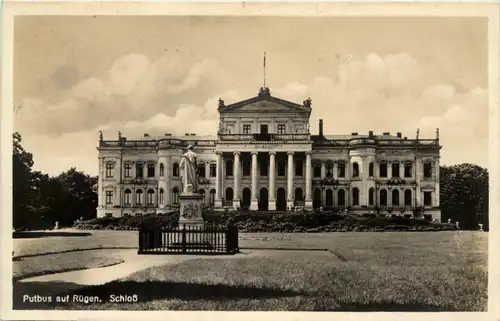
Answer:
xmin=263 ymin=52 xmax=267 ymax=88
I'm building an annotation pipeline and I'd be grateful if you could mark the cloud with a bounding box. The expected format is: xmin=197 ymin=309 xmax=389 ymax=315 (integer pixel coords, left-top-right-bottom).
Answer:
xmin=14 ymin=52 xmax=488 ymax=176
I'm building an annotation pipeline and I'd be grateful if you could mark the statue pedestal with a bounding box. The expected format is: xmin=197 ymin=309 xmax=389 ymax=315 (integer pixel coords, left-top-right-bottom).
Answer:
xmin=175 ymin=191 xmax=212 ymax=249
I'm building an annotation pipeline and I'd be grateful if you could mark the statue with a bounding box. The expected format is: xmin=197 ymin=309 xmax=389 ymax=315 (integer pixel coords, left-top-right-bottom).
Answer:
xmin=179 ymin=145 xmax=199 ymax=194
xmin=303 ymin=97 xmax=312 ymax=108
xmin=118 ymin=131 xmax=122 ymax=140
xmin=416 ymin=128 xmax=420 ymax=140
xmin=98 ymin=130 xmax=103 ymax=141
xmin=436 ymin=128 xmax=440 ymax=140
xmin=218 ymin=97 xmax=225 ymax=108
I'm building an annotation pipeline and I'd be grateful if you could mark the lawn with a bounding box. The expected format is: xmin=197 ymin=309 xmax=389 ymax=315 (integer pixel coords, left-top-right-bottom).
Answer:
xmin=13 ymin=249 xmax=125 ymax=281
xmin=13 ymin=230 xmax=488 ymax=311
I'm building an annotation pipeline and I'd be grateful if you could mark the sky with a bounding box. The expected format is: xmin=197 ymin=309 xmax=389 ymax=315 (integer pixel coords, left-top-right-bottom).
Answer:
xmin=13 ymin=16 xmax=488 ymax=176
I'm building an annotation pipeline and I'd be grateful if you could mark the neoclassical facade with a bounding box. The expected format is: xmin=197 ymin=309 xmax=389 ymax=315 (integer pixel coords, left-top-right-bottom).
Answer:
xmin=97 ymin=87 xmax=442 ymax=221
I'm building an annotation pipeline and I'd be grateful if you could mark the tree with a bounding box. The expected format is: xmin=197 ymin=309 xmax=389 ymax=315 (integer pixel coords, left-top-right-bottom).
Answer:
xmin=13 ymin=132 xmax=34 ymax=229
xmin=440 ymin=164 xmax=489 ymax=230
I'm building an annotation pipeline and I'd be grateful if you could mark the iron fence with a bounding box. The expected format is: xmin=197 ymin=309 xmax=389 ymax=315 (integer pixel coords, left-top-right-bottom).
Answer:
xmin=138 ymin=224 xmax=239 ymax=255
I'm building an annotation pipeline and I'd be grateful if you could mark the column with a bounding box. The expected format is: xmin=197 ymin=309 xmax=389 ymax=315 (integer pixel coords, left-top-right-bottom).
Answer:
xmin=388 ymin=161 xmax=393 ymax=178
xmin=233 ymin=152 xmax=241 ymax=209
xmin=214 ymin=152 xmax=222 ymax=208
xmin=98 ymin=157 xmax=104 ymax=208
xmin=434 ymin=158 xmax=440 ymax=207
xmin=250 ymin=152 xmax=259 ymax=210
xmin=305 ymin=152 xmax=313 ymax=209
xmin=321 ymin=161 xmax=326 ymax=178
xmin=287 ymin=152 xmax=294 ymax=209
xmin=205 ymin=162 xmax=210 ymax=180
xmin=415 ymin=158 xmax=422 ymax=207
xmin=268 ymin=152 xmax=276 ymax=210
xmin=333 ymin=161 xmax=337 ymax=179
xmin=400 ymin=161 xmax=405 ymax=179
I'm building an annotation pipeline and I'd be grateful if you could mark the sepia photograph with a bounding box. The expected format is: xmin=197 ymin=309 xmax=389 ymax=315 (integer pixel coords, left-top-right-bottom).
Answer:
xmin=1 ymin=1 xmax=498 ymax=318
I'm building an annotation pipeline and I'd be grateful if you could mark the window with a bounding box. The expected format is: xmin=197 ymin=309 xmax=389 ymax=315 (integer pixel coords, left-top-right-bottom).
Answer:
xmin=159 ymin=163 xmax=164 ymax=177
xmin=424 ymin=162 xmax=432 ymax=178
xmin=352 ymin=188 xmax=359 ymax=206
xmin=225 ymin=159 xmax=233 ymax=177
xmin=147 ymin=189 xmax=155 ymax=205
xmin=369 ymin=163 xmax=374 ymax=177
xmin=380 ymin=189 xmax=387 ymax=206
xmin=337 ymin=189 xmax=345 ymax=206
xmin=277 ymin=124 xmax=286 ymax=134
xmin=159 ymin=189 xmax=164 ymax=204
xmin=105 ymin=163 xmax=114 ymax=178
xmin=424 ymin=191 xmax=432 ymax=206
xmin=379 ymin=163 xmax=387 ymax=178
xmin=352 ymin=163 xmax=359 ymax=178
xmin=313 ymin=161 xmax=321 ymax=178
xmin=295 ymin=188 xmax=303 ymax=201
xmin=172 ymin=188 xmax=179 ymax=204
xmin=210 ymin=189 xmax=216 ymax=206
xmin=243 ymin=124 xmax=251 ymax=134
xmin=105 ymin=213 xmax=112 ymax=218
xmin=260 ymin=160 xmax=268 ymax=177
xmin=105 ymin=191 xmax=113 ymax=204
xmin=136 ymin=189 xmax=143 ymax=205
xmin=173 ymin=163 xmax=179 ymax=177
xmin=260 ymin=124 xmax=268 ymax=134
xmin=392 ymin=162 xmax=400 ymax=178
xmin=369 ymin=188 xmax=374 ymax=205
xmin=326 ymin=162 xmax=333 ymax=177
xmin=278 ymin=161 xmax=286 ymax=177
xmin=404 ymin=189 xmax=412 ymax=206
xmin=124 ymin=163 xmax=132 ymax=178
xmin=295 ymin=159 xmax=303 ymax=177
xmin=242 ymin=160 xmax=251 ymax=176
xmin=392 ymin=189 xmax=400 ymax=206
xmin=210 ymin=164 xmax=217 ymax=177
xmin=337 ymin=163 xmax=345 ymax=178
xmin=404 ymin=163 xmax=412 ymax=178
xmin=147 ymin=163 xmax=155 ymax=178
xmin=225 ymin=187 xmax=234 ymax=200
xmin=198 ymin=163 xmax=206 ymax=178
xmin=136 ymin=163 xmax=144 ymax=178
xmin=124 ymin=189 xmax=131 ymax=205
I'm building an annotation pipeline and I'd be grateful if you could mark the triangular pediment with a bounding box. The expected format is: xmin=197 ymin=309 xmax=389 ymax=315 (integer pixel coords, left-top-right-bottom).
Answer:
xmin=219 ymin=88 xmax=311 ymax=114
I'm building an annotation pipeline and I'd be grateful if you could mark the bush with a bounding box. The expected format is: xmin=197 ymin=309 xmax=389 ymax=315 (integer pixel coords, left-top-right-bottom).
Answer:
xmin=74 ymin=210 xmax=457 ymax=233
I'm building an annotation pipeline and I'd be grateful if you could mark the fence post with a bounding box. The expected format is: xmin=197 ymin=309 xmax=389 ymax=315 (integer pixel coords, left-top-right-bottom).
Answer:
xmin=182 ymin=225 xmax=187 ymax=253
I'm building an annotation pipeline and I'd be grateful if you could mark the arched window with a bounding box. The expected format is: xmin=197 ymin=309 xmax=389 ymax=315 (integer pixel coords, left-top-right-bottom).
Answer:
xmin=135 ymin=189 xmax=143 ymax=205
xmin=147 ymin=189 xmax=155 ymax=205
xmin=352 ymin=162 xmax=359 ymax=178
xmin=380 ymin=189 xmax=387 ymax=206
xmin=159 ymin=188 xmax=164 ymax=204
xmin=124 ymin=189 xmax=132 ymax=205
xmin=172 ymin=188 xmax=179 ymax=204
xmin=404 ymin=189 xmax=412 ymax=206
xmin=159 ymin=163 xmax=165 ymax=177
xmin=352 ymin=188 xmax=359 ymax=206
xmin=295 ymin=187 xmax=303 ymax=201
xmin=337 ymin=189 xmax=345 ymax=206
xmin=369 ymin=163 xmax=374 ymax=177
xmin=326 ymin=189 xmax=334 ymax=207
xmin=210 ymin=189 xmax=216 ymax=206
xmin=424 ymin=162 xmax=432 ymax=178
xmin=392 ymin=189 xmax=400 ymax=206
xmin=369 ymin=187 xmax=375 ymax=205
xmin=173 ymin=163 xmax=179 ymax=177
xmin=225 ymin=187 xmax=234 ymax=200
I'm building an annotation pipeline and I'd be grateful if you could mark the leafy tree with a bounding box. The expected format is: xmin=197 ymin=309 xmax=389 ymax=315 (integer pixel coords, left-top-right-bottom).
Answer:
xmin=440 ymin=164 xmax=489 ymax=230
xmin=13 ymin=132 xmax=34 ymax=229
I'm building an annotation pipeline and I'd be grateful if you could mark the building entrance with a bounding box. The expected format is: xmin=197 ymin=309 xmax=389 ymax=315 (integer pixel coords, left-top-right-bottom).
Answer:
xmin=259 ymin=188 xmax=269 ymax=211
xmin=276 ymin=188 xmax=286 ymax=211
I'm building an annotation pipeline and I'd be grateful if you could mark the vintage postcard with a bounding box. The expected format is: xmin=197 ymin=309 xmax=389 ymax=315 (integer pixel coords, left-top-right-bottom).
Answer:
xmin=1 ymin=1 xmax=499 ymax=321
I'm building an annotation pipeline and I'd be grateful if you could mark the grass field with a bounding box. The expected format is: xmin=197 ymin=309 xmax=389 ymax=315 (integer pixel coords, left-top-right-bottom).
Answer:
xmin=13 ymin=230 xmax=488 ymax=311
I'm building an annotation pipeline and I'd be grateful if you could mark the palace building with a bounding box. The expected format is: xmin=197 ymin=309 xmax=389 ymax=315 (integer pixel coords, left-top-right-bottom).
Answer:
xmin=97 ymin=86 xmax=442 ymax=221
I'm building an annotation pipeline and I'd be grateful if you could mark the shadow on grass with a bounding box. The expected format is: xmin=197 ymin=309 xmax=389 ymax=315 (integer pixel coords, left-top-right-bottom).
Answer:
xmin=13 ymin=280 xmax=303 ymax=309
xmin=13 ymin=231 xmax=92 ymax=239
xmin=333 ymin=302 xmax=458 ymax=312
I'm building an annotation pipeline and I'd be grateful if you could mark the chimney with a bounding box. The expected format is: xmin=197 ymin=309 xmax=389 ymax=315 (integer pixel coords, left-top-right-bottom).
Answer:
xmin=369 ymin=130 xmax=374 ymax=137
xmin=396 ymin=132 xmax=402 ymax=138
xmin=351 ymin=132 xmax=358 ymax=136
xmin=144 ymin=133 xmax=150 ymax=138
xmin=319 ymin=119 xmax=324 ymax=136
xmin=185 ymin=133 xmax=190 ymax=136
xmin=383 ymin=132 xmax=390 ymax=136
xmin=164 ymin=133 xmax=171 ymax=136
xmin=190 ymin=133 xmax=196 ymax=136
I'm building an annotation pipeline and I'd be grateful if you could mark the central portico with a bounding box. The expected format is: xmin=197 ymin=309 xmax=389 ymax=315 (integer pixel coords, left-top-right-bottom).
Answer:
xmin=215 ymin=87 xmax=314 ymax=211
